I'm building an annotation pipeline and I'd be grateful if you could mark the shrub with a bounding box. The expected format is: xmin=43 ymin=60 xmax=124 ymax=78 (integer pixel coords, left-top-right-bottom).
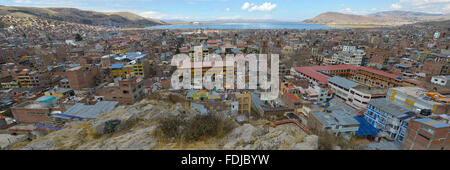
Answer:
xmin=167 ymin=94 xmax=186 ymax=104
xmin=157 ymin=113 xmax=236 ymax=143
xmin=317 ymin=130 xmax=365 ymax=150
xmin=158 ymin=116 xmax=185 ymax=139
xmin=318 ymin=131 xmax=336 ymax=150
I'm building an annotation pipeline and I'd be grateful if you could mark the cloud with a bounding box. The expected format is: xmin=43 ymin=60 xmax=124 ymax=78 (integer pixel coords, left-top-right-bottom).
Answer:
xmin=391 ymin=3 xmax=403 ymax=9
xmin=225 ymin=8 xmax=230 ymax=12
xmin=243 ymin=2 xmax=277 ymax=12
xmin=241 ymin=2 xmax=251 ymax=10
xmin=394 ymin=0 xmax=450 ymax=13
xmin=139 ymin=11 xmax=165 ymax=19
xmin=399 ymin=0 xmax=450 ymax=5
xmin=13 ymin=0 xmax=33 ymax=3
xmin=339 ymin=8 xmax=369 ymax=15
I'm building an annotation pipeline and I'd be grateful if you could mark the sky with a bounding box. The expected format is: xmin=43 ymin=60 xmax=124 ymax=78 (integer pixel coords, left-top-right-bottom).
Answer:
xmin=1 ymin=0 xmax=449 ymax=21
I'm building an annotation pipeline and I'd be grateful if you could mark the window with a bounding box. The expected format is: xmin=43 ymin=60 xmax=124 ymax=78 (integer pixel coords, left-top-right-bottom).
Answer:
xmin=421 ymin=125 xmax=435 ymax=134
xmin=418 ymin=133 xmax=430 ymax=141
xmin=123 ymin=90 xmax=129 ymax=94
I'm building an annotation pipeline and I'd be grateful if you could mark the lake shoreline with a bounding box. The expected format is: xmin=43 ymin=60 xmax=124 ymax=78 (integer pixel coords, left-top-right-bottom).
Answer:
xmin=145 ymin=23 xmax=350 ymax=30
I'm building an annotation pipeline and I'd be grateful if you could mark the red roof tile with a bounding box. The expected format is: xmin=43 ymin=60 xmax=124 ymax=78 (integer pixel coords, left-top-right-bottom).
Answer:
xmin=294 ymin=65 xmax=400 ymax=84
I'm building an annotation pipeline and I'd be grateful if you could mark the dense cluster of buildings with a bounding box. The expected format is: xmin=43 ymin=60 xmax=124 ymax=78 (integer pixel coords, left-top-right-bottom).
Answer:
xmin=0 ymin=15 xmax=449 ymax=150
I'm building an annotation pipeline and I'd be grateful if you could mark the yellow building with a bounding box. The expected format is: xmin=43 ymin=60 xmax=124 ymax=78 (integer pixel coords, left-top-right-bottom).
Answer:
xmin=110 ymin=64 xmax=144 ymax=78
xmin=236 ymin=93 xmax=252 ymax=116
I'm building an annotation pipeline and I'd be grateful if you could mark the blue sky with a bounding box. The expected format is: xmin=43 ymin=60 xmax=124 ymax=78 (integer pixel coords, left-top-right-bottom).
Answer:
xmin=1 ymin=0 xmax=449 ymax=21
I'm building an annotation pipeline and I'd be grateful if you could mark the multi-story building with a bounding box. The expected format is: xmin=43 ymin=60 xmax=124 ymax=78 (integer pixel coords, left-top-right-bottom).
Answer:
xmin=328 ymin=76 xmax=388 ymax=108
xmin=387 ymin=87 xmax=449 ymax=114
xmin=308 ymin=109 xmax=360 ymax=137
xmin=11 ymin=96 xmax=60 ymax=123
xmin=109 ymin=53 xmax=150 ymax=79
xmin=365 ymin=99 xmax=416 ymax=143
xmin=235 ymin=93 xmax=252 ymax=117
xmin=328 ymin=76 xmax=361 ymax=101
xmin=330 ymin=51 xmax=363 ymax=66
xmin=401 ymin=118 xmax=450 ymax=150
xmin=95 ymin=77 xmax=145 ymax=105
xmin=292 ymin=65 xmax=403 ymax=88
xmin=348 ymin=85 xmax=387 ymax=108
xmin=17 ymin=70 xmax=50 ymax=88
xmin=312 ymin=83 xmax=334 ymax=104
xmin=66 ymin=66 xmax=100 ymax=91
xmin=430 ymin=75 xmax=450 ymax=87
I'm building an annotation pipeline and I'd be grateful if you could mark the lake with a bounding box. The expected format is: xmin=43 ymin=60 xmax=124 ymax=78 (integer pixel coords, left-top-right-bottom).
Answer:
xmin=146 ymin=23 xmax=346 ymax=30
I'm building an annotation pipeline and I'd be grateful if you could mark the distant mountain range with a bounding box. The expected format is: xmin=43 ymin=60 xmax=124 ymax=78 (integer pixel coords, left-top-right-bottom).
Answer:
xmin=208 ymin=19 xmax=299 ymax=24
xmin=302 ymin=10 xmax=450 ymax=26
xmin=163 ymin=18 xmax=300 ymax=24
xmin=0 ymin=5 xmax=165 ymax=27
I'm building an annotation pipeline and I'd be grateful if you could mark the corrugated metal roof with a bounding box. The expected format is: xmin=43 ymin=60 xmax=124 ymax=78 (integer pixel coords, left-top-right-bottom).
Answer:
xmin=59 ymin=101 xmax=118 ymax=119
xmin=415 ymin=118 xmax=450 ymax=128
xmin=312 ymin=110 xmax=360 ymax=127
xmin=329 ymin=76 xmax=361 ymax=90
xmin=368 ymin=99 xmax=415 ymax=120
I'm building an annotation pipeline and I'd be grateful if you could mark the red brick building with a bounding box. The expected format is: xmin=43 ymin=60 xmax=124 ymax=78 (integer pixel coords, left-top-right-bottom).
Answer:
xmin=11 ymin=96 xmax=60 ymax=123
xmin=401 ymin=118 xmax=450 ymax=150
xmin=95 ymin=77 xmax=145 ymax=105
xmin=66 ymin=66 xmax=100 ymax=90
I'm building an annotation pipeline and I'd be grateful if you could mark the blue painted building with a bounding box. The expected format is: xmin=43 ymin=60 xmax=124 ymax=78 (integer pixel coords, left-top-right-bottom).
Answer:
xmin=364 ymin=99 xmax=415 ymax=143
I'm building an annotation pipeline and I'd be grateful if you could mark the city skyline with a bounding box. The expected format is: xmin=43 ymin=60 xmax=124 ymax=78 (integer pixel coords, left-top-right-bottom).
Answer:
xmin=1 ymin=0 xmax=449 ymax=21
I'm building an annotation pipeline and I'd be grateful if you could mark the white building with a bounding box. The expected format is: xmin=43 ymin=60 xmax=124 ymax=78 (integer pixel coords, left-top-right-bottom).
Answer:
xmin=431 ymin=75 xmax=450 ymax=87
xmin=328 ymin=76 xmax=387 ymax=109
xmin=330 ymin=50 xmax=364 ymax=66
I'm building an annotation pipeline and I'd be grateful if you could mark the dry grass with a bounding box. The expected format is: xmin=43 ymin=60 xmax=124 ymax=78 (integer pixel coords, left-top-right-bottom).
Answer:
xmin=317 ymin=131 xmax=366 ymax=150
xmin=156 ymin=114 xmax=237 ymax=144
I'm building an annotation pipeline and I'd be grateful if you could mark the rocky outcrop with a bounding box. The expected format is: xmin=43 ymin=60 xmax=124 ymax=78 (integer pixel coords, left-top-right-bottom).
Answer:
xmin=17 ymin=98 xmax=318 ymax=150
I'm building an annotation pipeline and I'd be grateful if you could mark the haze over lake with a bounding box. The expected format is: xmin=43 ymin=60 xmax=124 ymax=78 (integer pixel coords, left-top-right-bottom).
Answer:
xmin=147 ymin=23 xmax=346 ymax=30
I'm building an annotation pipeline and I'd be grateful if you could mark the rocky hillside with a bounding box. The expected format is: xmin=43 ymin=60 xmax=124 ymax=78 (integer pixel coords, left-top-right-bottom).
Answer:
xmin=10 ymin=94 xmax=321 ymax=150
xmin=0 ymin=5 xmax=164 ymax=28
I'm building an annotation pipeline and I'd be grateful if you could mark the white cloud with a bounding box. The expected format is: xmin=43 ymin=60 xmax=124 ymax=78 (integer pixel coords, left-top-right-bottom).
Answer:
xmin=399 ymin=0 xmax=450 ymax=5
xmin=391 ymin=3 xmax=403 ymax=9
xmin=13 ymin=0 xmax=33 ymax=3
xmin=225 ymin=8 xmax=230 ymax=12
xmin=241 ymin=2 xmax=251 ymax=10
xmin=248 ymin=2 xmax=277 ymax=12
xmin=140 ymin=11 xmax=165 ymax=19
xmin=395 ymin=0 xmax=450 ymax=13
xmin=339 ymin=8 xmax=369 ymax=15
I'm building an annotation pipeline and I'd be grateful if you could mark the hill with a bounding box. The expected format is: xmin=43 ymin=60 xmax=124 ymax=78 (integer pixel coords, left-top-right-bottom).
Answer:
xmin=369 ymin=10 xmax=449 ymax=23
xmin=8 ymin=92 xmax=325 ymax=150
xmin=302 ymin=12 xmax=388 ymax=25
xmin=303 ymin=11 xmax=450 ymax=27
xmin=0 ymin=5 xmax=165 ymax=27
